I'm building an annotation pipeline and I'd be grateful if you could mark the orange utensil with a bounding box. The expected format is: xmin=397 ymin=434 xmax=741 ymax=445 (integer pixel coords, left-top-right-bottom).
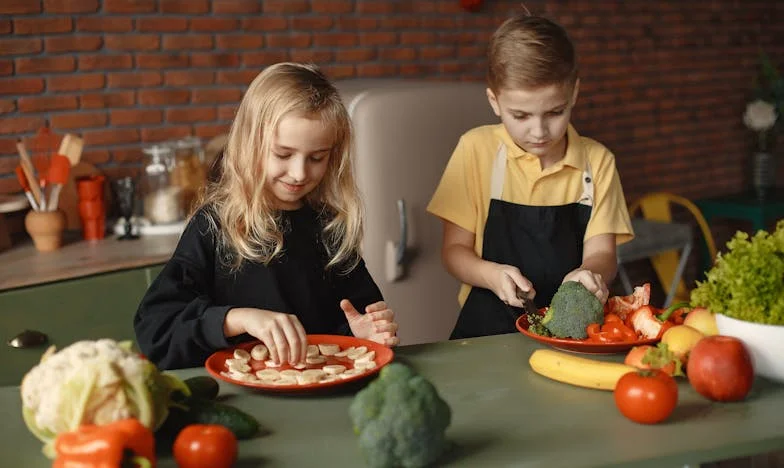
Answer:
xmin=47 ymin=154 xmax=71 ymax=211
xmin=15 ymin=166 xmax=39 ymax=211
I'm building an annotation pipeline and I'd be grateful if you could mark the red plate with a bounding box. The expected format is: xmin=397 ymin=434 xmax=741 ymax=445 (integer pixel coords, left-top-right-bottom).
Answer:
xmin=205 ymin=334 xmax=394 ymax=392
xmin=515 ymin=309 xmax=659 ymax=354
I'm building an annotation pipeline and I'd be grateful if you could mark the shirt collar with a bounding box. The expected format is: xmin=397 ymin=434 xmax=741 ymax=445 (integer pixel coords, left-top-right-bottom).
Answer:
xmin=494 ymin=124 xmax=586 ymax=171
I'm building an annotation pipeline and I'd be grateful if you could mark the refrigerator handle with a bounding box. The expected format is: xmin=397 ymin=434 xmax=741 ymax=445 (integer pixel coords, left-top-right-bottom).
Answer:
xmin=385 ymin=198 xmax=408 ymax=282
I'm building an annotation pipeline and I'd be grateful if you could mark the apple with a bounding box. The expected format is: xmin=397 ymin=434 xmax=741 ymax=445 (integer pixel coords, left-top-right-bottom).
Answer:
xmin=683 ymin=307 xmax=718 ymax=336
xmin=661 ymin=325 xmax=704 ymax=363
xmin=687 ymin=335 xmax=754 ymax=402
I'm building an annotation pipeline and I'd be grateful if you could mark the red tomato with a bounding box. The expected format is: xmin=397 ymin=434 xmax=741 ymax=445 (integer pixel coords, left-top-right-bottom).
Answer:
xmin=614 ymin=369 xmax=678 ymax=424
xmin=173 ymin=424 xmax=238 ymax=468
xmin=624 ymin=345 xmax=677 ymax=375
xmin=687 ymin=336 xmax=754 ymax=402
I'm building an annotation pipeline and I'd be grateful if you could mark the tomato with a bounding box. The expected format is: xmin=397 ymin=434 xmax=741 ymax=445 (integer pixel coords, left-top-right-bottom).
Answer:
xmin=624 ymin=345 xmax=678 ymax=376
xmin=173 ymin=424 xmax=238 ymax=468
xmin=614 ymin=369 xmax=678 ymax=424
xmin=687 ymin=336 xmax=754 ymax=402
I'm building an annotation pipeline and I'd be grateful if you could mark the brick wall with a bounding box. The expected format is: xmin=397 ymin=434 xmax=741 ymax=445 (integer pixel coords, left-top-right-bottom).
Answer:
xmin=1 ymin=0 xmax=782 ymax=210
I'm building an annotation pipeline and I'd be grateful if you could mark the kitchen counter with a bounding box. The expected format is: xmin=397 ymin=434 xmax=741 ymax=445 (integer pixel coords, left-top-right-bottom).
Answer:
xmin=0 ymin=233 xmax=179 ymax=291
xmin=2 ymin=333 xmax=783 ymax=467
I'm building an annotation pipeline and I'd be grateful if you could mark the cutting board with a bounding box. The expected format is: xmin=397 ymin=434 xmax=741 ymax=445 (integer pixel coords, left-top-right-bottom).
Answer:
xmin=58 ymin=162 xmax=102 ymax=231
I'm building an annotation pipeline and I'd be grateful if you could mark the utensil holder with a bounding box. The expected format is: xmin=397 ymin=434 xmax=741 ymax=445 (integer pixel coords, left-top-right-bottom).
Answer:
xmin=24 ymin=210 xmax=66 ymax=252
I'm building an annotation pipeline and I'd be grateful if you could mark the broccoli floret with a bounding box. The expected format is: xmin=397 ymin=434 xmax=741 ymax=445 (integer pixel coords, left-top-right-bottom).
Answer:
xmin=349 ymin=363 xmax=452 ymax=468
xmin=542 ymin=281 xmax=604 ymax=339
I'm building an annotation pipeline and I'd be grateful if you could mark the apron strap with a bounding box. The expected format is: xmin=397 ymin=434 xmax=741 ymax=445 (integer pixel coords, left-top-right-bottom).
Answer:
xmin=489 ymin=143 xmax=506 ymax=201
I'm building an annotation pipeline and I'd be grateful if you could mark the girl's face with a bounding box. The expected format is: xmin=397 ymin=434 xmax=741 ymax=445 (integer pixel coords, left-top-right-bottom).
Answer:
xmin=487 ymin=81 xmax=578 ymax=167
xmin=265 ymin=112 xmax=334 ymax=210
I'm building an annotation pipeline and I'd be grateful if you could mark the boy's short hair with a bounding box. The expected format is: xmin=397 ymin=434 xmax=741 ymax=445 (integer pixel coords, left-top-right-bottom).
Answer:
xmin=487 ymin=15 xmax=578 ymax=93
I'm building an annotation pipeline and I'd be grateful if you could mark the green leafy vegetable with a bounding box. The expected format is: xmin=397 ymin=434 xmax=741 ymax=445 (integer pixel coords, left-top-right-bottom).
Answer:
xmin=690 ymin=220 xmax=784 ymax=325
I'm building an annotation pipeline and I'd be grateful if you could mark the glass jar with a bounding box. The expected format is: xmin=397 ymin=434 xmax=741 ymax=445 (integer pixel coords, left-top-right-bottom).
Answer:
xmin=140 ymin=144 xmax=183 ymax=225
xmin=170 ymin=136 xmax=207 ymax=215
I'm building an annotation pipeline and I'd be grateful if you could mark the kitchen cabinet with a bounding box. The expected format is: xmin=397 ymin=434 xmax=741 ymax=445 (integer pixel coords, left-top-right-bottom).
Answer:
xmin=0 ymin=265 xmax=163 ymax=386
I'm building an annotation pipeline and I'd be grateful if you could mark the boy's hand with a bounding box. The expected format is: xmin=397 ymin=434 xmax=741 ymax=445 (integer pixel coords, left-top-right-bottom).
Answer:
xmin=563 ymin=268 xmax=608 ymax=304
xmin=224 ymin=307 xmax=308 ymax=365
xmin=486 ymin=263 xmax=535 ymax=308
xmin=341 ymin=299 xmax=400 ymax=347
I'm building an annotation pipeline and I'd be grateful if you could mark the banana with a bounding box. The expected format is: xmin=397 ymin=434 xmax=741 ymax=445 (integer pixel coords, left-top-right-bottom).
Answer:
xmin=528 ymin=349 xmax=636 ymax=391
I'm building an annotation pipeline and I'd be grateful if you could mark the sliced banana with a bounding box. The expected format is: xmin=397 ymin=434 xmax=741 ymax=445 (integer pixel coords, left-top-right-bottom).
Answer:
xmin=346 ymin=346 xmax=368 ymax=360
xmin=338 ymin=368 xmax=364 ymax=379
xmin=250 ymin=344 xmax=269 ymax=361
xmin=255 ymin=369 xmax=280 ymax=381
xmin=225 ymin=358 xmax=251 ymax=373
xmin=318 ymin=343 xmax=340 ymax=356
xmin=280 ymin=369 xmax=301 ymax=378
xmin=354 ymin=350 xmax=376 ymax=362
xmin=234 ymin=349 xmax=251 ymax=361
xmin=306 ymin=344 xmax=320 ymax=357
xmin=264 ymin=360 xmax=281 ymax=368
xmin=320 ymin=374 xmax=339 ymax=383
xmin=272 ymin=376 xmax=297 ymax=386
xmin=292 ymin=362 xmax=307 ymax=369
xmin=353 ymin=360 xmax=377 ymax=370
xmin=322 ymin=364 xmax=346 ymax=375
xmin=334 ymin=346 xmax=355 ymax=357
xmin=306 ymin=355 xmax=327 ymax=365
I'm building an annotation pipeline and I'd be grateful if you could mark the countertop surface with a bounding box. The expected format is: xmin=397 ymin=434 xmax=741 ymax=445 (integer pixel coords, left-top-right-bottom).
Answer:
xmin=0 ymin=232 xmax=179 ymax=291
xmin=3 ymin=333 xmax=784 ymax=467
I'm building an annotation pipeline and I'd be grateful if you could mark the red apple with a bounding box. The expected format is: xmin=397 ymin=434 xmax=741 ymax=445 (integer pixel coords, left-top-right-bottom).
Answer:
xmin=687 ymin=335 xmax=754 ymax=402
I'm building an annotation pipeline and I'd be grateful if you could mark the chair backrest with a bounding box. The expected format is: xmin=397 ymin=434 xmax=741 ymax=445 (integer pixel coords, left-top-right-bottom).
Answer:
xmin=628 ymin=192 xmax=717 ymax=301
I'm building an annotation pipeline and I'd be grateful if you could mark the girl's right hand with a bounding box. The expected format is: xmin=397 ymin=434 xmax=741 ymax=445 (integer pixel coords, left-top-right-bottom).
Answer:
xmin=484 ymin=263 xmax=535 ymax=308
xmin=224 ymin=307 xmax=308 ymax=365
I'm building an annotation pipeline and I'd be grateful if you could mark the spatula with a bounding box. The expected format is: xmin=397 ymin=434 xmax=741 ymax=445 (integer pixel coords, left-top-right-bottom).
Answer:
xmin=46 ymin=153 xmax=71 ymax=211
xmin=15 ymin=166 xmax=39 ymax=211
xmin=57 ymin=134 xmax=84 ymax=167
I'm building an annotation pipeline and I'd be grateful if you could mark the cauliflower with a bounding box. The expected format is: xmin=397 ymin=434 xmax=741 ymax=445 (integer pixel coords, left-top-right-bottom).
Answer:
xmin=349 ymin=363 xmax=452 ymax=468
xmin=20 ymin=339 xmax=188 ymax=457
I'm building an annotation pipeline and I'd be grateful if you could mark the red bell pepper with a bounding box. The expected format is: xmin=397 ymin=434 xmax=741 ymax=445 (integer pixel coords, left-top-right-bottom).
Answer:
xmin=52 ymin=419 xmax=155 ymax=468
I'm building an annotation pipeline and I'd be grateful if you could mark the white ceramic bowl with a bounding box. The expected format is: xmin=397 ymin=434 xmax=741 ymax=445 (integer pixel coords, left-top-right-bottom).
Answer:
xmin=715 ymin=313 xmax=784 ymax=383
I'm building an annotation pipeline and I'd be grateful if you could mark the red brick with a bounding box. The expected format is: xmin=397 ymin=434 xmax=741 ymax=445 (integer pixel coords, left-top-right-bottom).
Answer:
xmin=136 ymin=54 xmax=190 ymax=69
xmin=141 ymin=126 xmax=191 ymax=143
xmin=78 ymin=55 xmax=133 ymax=71
xmin=290 ymin=50 xmax=334 ymax=63
xmin=16 ymin=56 xmax=75 ymax=74
xmin=160 ymin=0 xmax=209 ymax=14
xmin=104 ymin=0 xmax=156 ymax=13
xmin=110 ymin=147 xmax=143 ymax=163
xmin=321 ymin=65 xmax=355 ymax=80
xmin=262 ymin=0 xmax=309 ymax=14
xmin=50 ymin=111 xmax=107 ymax=130
xmin=45 ymin=36 xmax=102 ymax=53
xmin=400 ymin=63 xmax=438 ymax=76
xmin=242 ymin=51 xmax=290 ymax=67
xmin=0 ymin=116 xmax=46 ymax=134
xmin=359 ymin=32 xmax=397 ymax=46
xmin=194 ymin=124 xmax=230 ymax=139
xmin=312 ymin=0 xmax=352 ymax=14
xmin=164 ymin=70 xmax=214 ymax=86
xmin=313 ymin=33 xmax=357 ymax=47
xmin=0 ymin=0 xmax=41 ymax=14
xmin=0 ymin=176 xmax=23 ymax=194
xmin=138 ymin=89 xmax=190 ymax=106
xmin=192 ymin=89 xmax=242 ymax=104
xmin=0 ymin=60 xmax=11 ymax=76
xmin=420 ymin=46 xmax=454 ymax=60
xmin=105 ymin=35 xmax=160 ymax=51
xmin=189 ymin=18 xmax=239 ymax=32
xmin=14 ymin=17 xmax=73 ymax=35
xmin=380 ymin=48 xmax=416 ymax=61
xmin=241 ymin=17 xmax=288 ymax=31
xmin=217 ymin=105 xmax=236 ymax=121
xmin=18 ymin=95 xmax=78 ymax=112
xmin=191 ymin=53 xmax=240 ymax=68
xmin=0 ymin=78 xmax=44 ymax=95
xmin=107 ymin=72 xmax=162 ymax=88
xmin=166 ymin=107 xmax=216 ymax=123
xmin=110 ymin=109 xmax=162 ymax=126
xmin=48 ymin=74 xmax=105 ymax=92
xmin=401 ymin=32 xmax=436 ymax=45
xmin=102 ymin=166 xmax=141 ymax=180
xmin=423 ymin=17 xmax=456 ymax=29
xmin=136 ymin=17 xmax=188 ymax=32
xmin=289 ymin=17 xmax=333 ymax=30
xmin=43 ymin=0 xmax=98 ymax=13
xmin=81 ymin=149 xmax=110 ymax=164
xmin=212 ymin=0 xmax=261 ymax=14
xmin=163 ymin=35 xmax=214 ymax=50
xmin=80 ymin=91 xmax=135 ymax=109
xmin=0 ymin=39 xmax=42 ymax=56
xmin=0 ymin=138 xmax=19 ymax=156
xmin=457 ymin=45 xmax=484 ymax=58
xmin=266 ymin=33 xmax=312 ymax=48
xmin=439 ymin=32 xmax=479 ymax=45
xmin=356 ymin=2 xmax=394 ymax=14
xmin=337 ymin=17 xmax=378 ymax=30
xmin=83 ymin=128 xmax=139 ymax=146
xmin=357 ymin=63 xmax=398 ymax=77
xmin=0 ymin=20 xmax=9 ymax=34
xmin=0 ymin=100 xmax=14 ymax=114
xmin=215 ymin=35 xmax=264 ymax=50
xmin=336 ymin=48 xmax=376 ymax=62
xmin=216 ymin=70 xmax=260 ymax=85
xmin=379 ymin=17 xmax=420 ymax=29
xmin=75 ymin=17 xmax=133 ymax=32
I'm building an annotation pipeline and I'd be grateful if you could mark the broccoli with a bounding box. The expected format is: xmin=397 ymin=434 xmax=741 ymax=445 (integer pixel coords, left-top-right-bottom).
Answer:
xmin=348 ymin=363 xmax=452 ymax=468
xmin=542 ymin=281 xmax=604 ymax=339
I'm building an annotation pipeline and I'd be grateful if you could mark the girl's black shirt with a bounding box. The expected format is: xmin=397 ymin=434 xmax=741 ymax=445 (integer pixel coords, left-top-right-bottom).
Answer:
xmin=134 ymin=205 xmax=383 ymax=370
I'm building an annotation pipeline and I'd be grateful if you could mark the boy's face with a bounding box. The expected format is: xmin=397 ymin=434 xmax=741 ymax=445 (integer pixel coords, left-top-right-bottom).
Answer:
xmin=487 ymin=81 xmax=579 ymax=166
xmin=264 ymin=112 xmax=333 ymax=210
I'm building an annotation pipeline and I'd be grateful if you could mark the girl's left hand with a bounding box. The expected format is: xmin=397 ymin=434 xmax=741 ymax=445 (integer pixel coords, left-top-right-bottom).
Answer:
xmin=340 ymin=299 xmax=400 ymax=347
xmin=563 ymin=268 xmax=609 ymax=304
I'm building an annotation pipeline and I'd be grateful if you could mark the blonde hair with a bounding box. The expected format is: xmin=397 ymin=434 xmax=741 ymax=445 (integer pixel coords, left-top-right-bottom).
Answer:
xmin=487 ymin=15 xmax=578 ymax=94
xmin=199 ymin=62 xmax=362 ymax=273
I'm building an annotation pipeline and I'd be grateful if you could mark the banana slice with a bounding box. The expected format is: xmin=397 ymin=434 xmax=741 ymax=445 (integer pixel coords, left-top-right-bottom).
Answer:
xmin=272 ymin=376 xmax=297 ymax=386
xmin=250 ymin=344 xmax=269 ymax=361
xmin=306 ymin=355 xmax=327 ymax=365
xmin=225 ymin=358 xmax=251 ymax=373
xmin=318 ymin=343 xmax=340 ymax=356
xmin=234 ymin=349 xmax=251 ymax=361
xmin=334 ymin=346 xmax=355 ymax=357
xmin=255 ymin=369 xmax=280 ymax=381
xmin=347 ymin=346 xmax=368 ymax=360
xmin=354 ymin=350 xmax=376 ymax=362
xmin=264 ymin=360 xmax=281 ymax=368
xmin=280 ymin=369 xmax=301 ymax=378
xmin=322 ymin=364 xmax=346 ymax=375
xmin=306 ymin=344 xmax=320 ymax=357
xmin=353 ymin=360 xmax=377 ymax=370
xmin=338 ymin=368 xmax=364 ymax=379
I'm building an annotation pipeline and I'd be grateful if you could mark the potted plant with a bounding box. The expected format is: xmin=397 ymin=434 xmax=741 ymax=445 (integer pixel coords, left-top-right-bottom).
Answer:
xmin=690 ymin=220 xmax=784 ymax=383
xmin=745 ymin=52 xmax=783 ymax=199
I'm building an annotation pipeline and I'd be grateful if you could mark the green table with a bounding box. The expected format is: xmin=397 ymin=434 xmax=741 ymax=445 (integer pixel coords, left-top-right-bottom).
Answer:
xmin=2 ymin=334 xmax=783 ymax=467
xmin=696 ymin=190 xmax=784 ymax=232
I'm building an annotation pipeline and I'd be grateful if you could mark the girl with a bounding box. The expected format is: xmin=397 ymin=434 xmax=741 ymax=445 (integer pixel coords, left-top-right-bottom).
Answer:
xmin=135 ymin=63 xmax=399 ymax=370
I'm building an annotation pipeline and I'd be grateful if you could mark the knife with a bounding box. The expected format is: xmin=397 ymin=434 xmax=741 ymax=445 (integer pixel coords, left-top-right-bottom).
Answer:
xmin=516 ymin=286 xmax=538 ymax=316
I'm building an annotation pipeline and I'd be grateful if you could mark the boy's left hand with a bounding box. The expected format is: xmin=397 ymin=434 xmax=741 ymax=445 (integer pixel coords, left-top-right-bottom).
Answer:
xmin=563 ymin=268 xmax=609 ymax=304
xmin=340 ymin=299 xmax=400 ymax=347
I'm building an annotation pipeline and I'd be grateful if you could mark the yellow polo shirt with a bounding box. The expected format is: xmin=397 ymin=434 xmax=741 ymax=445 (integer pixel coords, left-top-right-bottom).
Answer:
xmin=427 ymin=123 xmax=634 ymax=305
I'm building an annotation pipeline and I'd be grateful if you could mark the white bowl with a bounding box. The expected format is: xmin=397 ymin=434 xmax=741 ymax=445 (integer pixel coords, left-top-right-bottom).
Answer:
xmin=715 ymin=313 xmax=784 ymax=383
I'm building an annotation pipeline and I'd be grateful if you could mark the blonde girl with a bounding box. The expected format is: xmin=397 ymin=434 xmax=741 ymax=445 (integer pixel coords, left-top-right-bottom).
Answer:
xmin=135 ymin=63 xmax=399 ymax=369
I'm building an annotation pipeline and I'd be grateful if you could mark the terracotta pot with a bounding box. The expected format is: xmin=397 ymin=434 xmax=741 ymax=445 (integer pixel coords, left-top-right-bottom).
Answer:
xmin=24 ymin=210 xmax=66 ymax=252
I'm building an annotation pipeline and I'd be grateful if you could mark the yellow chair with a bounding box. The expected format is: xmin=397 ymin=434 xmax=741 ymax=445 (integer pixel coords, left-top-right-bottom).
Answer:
xmin=627 ymin=192 xmax=718 ymax=303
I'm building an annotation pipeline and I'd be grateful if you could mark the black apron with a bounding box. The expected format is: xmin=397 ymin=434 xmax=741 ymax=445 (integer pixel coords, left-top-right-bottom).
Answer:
xmin=450 ymin=143 xmax=594 ymax=339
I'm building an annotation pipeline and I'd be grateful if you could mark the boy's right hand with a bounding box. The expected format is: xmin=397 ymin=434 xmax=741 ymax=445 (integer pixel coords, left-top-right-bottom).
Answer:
xmin=485 ymin=263 xmax=536 ymax=308
xmin=224 ymin=307 xmax=308 ymax=365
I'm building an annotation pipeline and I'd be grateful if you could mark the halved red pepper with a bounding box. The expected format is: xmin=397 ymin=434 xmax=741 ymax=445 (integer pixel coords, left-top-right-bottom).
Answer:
xmin=53 ymin=418 xmax=155 ymax=468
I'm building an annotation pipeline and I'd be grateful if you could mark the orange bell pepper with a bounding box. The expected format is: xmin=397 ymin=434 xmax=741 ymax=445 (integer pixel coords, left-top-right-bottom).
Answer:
xmin=53 ymin=418 xmax=155 ymax=468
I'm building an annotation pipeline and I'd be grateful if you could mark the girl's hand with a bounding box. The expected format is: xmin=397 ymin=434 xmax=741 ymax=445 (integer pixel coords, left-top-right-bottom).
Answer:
xmin=340 ymin=299 xmax=400 ymax=347
xmin=563 ymin=268 xmax=609 ymax=304
xmin=224 ymin=307 xmax=308 ymax=365
xmin=484 ymin=263 xmax=535 ymax=308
